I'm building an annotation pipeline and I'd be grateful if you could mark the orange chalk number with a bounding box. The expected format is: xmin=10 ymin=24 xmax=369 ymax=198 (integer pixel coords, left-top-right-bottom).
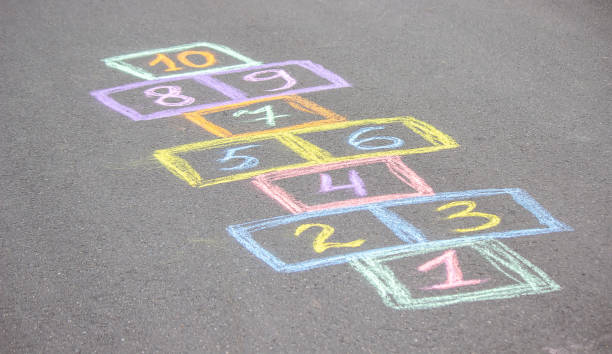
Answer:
xmin=149 ymin=51 xmax=216 ymax=72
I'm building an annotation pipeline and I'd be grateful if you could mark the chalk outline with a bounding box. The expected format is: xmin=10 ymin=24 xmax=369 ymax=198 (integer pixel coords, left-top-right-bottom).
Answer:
xmin=350 ymin=239 xmax=561 ymax=310
xmin=183 ymin=95 xmax=347 ymax=137
xmin=251 ymin=156 xmax=434 ymax=214
xmin=102 ymin=42 xmax=262 ymax=80
xmin=153 ymin=117 xmax=458 ymax=187
xmin=90 ymin=60 xmax=351 ymax=121
xmin=225 ymin=188 xmax=573 ymax=272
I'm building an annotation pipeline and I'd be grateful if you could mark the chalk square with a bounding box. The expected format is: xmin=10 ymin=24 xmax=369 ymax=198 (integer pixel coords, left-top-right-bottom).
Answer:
xmin=102 ymin=42 xmax=262 ymax=80
xmin=226 ymin=206 xmax=427 ymax=273
xmin=350 ymin=239 xmax=561 ymax=310
xmin=182 ymin=95 xmax=346 ymax=138
xmin=154 ymin=116 xmax=459 ymax=188
xmin=251 ymin=156 xmax=434 ymax=214
xmin=225 ymin=189 xmax=572 ymax=273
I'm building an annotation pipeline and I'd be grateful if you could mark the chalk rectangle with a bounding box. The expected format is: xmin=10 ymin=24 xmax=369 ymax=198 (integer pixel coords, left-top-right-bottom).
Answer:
xmin=154 ymin=116 xmax=458 ymax=188
xmin=226 ymin=188 xmax=572 ymax=272
xmin=350 ymin=240 xmax=561 ymax=310
xmin=183 ymin=95 xmax=346 ymax=138
xmin=102 ymin=42 xmax=262 ymax=80
xmin=90 ymin=60 xmax=350 ymax=121
xmin=252 ymin=156 xmax=434 ymax=214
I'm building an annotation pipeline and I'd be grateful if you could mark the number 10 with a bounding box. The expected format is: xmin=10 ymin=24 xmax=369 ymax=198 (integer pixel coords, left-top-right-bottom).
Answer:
xmin=149 ymin=50 xmax=217 ymax=72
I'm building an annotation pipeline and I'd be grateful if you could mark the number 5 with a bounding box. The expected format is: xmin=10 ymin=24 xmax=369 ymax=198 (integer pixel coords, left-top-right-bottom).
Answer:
xmin=218 ymin=145 xmax=260 ymax=171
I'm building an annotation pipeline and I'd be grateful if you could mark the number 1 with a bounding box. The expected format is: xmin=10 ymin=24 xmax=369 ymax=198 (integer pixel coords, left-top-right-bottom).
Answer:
xmin=148 ymin=53 xmax=183 ymax=72
xmin=417 ymin=250 xmax=488 ymax=290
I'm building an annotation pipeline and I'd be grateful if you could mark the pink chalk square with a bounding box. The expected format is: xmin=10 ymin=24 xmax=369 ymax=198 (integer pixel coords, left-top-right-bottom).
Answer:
xmin=251 ymin=156 xmax=434 ymax=214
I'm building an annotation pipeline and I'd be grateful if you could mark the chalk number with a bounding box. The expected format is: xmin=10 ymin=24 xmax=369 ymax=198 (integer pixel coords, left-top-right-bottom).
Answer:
xmin=148 ymin=51 xmax=216 ymax=72
xmin=243 ymin=69 xmax=297 ymax=92
xmin=418 ymin=249 xmax=488 ymax=290
xmin=437 ymin=200 xmax=501 ymax=233
xmin=348 ymin=126 xmax=405 ymax=151
xmin=144 ymin=85 xmax=195 ymax=107
xmin=295 ymin=223 xmax=365 ymax=253
xmin=218 ymin=145 xmax=260 ymax=171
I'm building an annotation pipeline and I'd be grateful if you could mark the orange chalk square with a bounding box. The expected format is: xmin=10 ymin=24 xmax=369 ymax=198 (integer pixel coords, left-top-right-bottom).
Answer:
xmin=182 ymin=95 xmax=346 ymax=138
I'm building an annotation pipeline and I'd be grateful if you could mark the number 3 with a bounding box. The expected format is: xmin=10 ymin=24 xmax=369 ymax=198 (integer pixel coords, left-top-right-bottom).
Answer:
xmin=437 ymin=200 xmax=501 ymax=233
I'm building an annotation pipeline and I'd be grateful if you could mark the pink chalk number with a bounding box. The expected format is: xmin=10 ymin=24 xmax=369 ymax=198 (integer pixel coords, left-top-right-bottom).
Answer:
xmin=319 ymin=169 xmax=368 ymax=197
xmin=417 ymin=250 xmax=488 ymax=290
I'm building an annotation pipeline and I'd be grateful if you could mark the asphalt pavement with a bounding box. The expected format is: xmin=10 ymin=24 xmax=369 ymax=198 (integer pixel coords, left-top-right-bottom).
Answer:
xmin=1 ymin=0 xmax=611 ymax=352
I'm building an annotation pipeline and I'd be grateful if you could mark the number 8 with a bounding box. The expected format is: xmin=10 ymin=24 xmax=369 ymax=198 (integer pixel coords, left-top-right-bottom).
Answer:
xmin=144 ymin=85 xmax=195 ymax=107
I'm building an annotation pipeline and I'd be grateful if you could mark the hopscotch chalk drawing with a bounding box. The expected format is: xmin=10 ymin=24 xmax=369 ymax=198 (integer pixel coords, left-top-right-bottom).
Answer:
xmin=91 ymin=42 xmax=572 ymax=310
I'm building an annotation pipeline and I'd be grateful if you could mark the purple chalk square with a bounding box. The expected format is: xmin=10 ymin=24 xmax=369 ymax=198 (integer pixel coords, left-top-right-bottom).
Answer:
xmin=90 ymin=60 xmax=351 ymax=121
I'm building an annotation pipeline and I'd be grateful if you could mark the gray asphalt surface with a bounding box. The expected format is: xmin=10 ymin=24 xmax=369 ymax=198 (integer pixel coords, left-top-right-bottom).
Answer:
xmin=1 ymin=0 xmax=611 ymax=352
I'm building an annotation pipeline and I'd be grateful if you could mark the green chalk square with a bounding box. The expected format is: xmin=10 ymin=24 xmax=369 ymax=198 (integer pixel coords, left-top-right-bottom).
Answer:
xmin=102 ymin=42 xmax=262 ymax=80
xmin=350 ymin=239 xmax=560 ymax=310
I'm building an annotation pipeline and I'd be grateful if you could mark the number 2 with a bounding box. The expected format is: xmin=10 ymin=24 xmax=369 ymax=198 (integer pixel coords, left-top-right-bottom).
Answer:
xmin=436 ymin=200 xmax=501 ymax=233
xmin=294 ymin=223 xmax=365 ymax=253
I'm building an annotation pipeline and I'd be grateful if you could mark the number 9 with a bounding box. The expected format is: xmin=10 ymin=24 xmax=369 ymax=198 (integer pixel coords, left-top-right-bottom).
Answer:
xmin=242 ymin=69 xmax=297 ymax=92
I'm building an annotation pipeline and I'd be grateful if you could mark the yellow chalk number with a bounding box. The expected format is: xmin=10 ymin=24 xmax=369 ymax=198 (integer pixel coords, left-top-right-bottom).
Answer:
xmin=294 ymin=223 xmax=365 ymax=253
xmin=437 ymin=200 xmax=501 ymax=233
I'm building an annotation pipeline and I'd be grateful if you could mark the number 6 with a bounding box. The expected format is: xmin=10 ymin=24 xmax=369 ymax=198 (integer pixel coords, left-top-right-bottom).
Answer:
xmin=347 ymin=126 xmax=405 ymax=150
